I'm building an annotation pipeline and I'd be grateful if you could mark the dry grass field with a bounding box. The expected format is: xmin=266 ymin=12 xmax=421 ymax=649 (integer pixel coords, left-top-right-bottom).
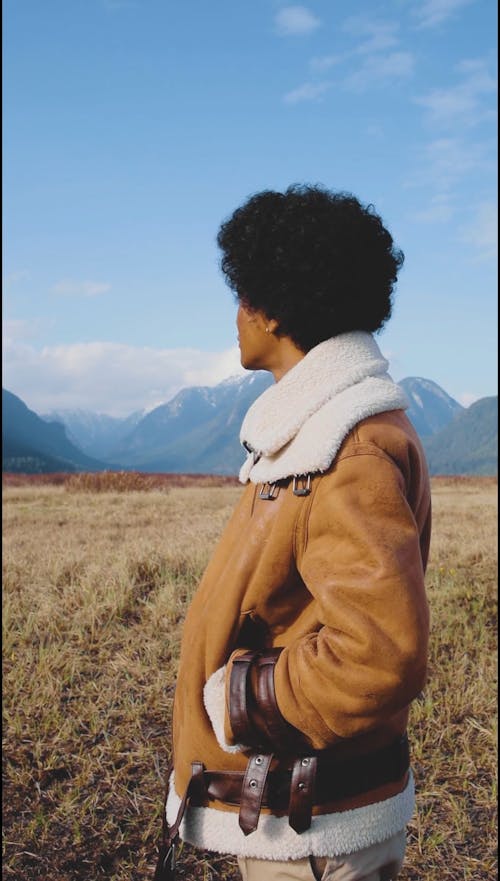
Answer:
xmin=2 ymin=474 xmax=497 ymax=880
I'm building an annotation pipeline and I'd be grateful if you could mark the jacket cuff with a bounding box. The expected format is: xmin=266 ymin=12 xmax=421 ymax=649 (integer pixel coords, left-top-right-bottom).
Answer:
xmin=227 ymin=648 xmax=308 ymax=751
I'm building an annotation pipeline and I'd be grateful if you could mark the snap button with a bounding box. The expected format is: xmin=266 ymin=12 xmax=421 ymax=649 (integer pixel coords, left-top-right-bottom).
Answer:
xmin=301 ymin=758 xmax=310 ymax=766
xmin=298 ymin=782 xmax=306 ymax=790
xmin=255 ymin=756 xmax=263 ymax=765
xmin=249 ymin=779 xmax=258 ymax=789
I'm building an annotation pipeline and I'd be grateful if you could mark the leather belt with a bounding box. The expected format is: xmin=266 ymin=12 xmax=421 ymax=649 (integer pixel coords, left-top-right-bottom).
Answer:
xmin=204 ymin=734 xmax=409 ymax=814
xmin=154 ymin=735 xmax=410 ymax=877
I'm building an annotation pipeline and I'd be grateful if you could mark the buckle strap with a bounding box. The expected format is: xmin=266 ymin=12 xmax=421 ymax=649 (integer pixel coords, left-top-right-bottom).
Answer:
xmin=259 ymin=482 xmax=280 ymax=500
xmin=153 ymin=837 xmax=177 ymax=881
xmin=203 ymin=734 xmax=410 ymax=815
xmin=154 ymin=762 xmax=206 ymax=881
xmin=153 ymin=733 xmax=410 ymax=871
xmin=253 ymin=650 xmax=303 ymax=748
xmin=253 ymin=650 xmax=283 ymax=743
xmin=229 ymin=651 xmax=256 ymax=744
xmin=292 ymin=475 xmax=311 ymax=496
xmin=168 ymin=761 xmax=206 ymax=843
xmin=239 ymin=753 xmax=274 ymax=835
xmin=229 ymin=648 xmax=308 ymax=751
xmin=288 ymin=756 xmax=317 ymax=833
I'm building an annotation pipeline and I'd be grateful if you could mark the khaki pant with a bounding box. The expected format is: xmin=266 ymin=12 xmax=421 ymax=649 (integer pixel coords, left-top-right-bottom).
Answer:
xmin=237 ymin=830 xmax=406 ymax=881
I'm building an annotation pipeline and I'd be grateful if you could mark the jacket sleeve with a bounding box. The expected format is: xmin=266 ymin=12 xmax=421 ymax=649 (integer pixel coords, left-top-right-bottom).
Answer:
xmin=225 ymin=447 xmax=430 ymax=751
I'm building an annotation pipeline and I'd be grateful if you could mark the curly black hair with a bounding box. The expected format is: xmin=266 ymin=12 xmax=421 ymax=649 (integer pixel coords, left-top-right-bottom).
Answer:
xmin=217 ymin=184 xmax=404 ymax=352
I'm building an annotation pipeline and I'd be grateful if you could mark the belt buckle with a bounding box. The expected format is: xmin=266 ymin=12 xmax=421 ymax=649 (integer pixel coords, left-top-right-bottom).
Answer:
xmin=259 ymin=482 xmax=279 ymax=500
xmin=293 ymin=475 xmax=311 ymax=496
xmin=155 ymin=840 xmax=176 ymax=881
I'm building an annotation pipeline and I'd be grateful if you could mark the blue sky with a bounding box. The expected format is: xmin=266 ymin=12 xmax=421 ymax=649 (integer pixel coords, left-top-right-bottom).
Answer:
xmin=3 ymin=0 xmax=497 ymax=416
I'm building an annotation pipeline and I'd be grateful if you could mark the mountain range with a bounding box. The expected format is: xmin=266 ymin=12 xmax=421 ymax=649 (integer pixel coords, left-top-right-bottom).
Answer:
xmin=40 ymin=407 xmax=145 ymax=460
xmin=2 ymin=375 xmax=498 ymax=476
xmin=2 ymin=389 xmax=111 ymax=474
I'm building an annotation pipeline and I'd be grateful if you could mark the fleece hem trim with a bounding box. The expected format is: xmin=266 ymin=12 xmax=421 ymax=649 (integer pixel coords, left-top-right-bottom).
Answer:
xmin=165 ymin=772 xmax=414 ymax=860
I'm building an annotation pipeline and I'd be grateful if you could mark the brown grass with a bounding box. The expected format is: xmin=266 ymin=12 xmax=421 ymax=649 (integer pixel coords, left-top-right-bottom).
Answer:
xmin=2 ymin=471 xmax=240 ymax=490
xmin=2 ymin=477 xmax=497 ymax=880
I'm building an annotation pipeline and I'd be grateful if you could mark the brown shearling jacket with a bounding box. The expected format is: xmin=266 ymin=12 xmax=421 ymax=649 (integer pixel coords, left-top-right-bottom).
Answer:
xmin=171 ymin=408 xmax=431 ymax=824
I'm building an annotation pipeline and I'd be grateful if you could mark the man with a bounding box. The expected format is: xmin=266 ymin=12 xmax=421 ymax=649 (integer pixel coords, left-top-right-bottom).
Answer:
xmin=156 ymin=185 xmax=431 ymax=881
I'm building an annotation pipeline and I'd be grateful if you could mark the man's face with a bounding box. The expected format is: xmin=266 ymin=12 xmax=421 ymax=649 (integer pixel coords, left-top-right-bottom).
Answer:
xmin=236 ymin=303 xmax=275 ymax=371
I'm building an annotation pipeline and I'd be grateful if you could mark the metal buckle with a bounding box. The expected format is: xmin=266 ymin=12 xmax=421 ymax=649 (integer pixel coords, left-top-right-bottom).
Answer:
xmin=259 ymin=482 xmax=279 ymax=500
xmin=155 ymin=840 xmax=176 ymax=880
xmin=243 ymin=440 xmax=261 ymax=466
xmin=164 ymin=841 xmax=176 ymax=873
xmin=170 ymin=841 xmax=177 ymax=870
xmin=292 ymin=475 xmax=311 ymax=496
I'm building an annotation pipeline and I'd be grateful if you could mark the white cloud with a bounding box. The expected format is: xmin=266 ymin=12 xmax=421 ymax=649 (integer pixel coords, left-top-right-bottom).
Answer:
xmin=345 ymin=51 xmax=415 ymax=91
xmin=309 ymin=54 xmax=342 ymax=72
xmin=415 ymin=58 xmax=497 ymax=128
xmin=408 ymin=136 xmax=494 ymax=191
xmin=413 ymin=0 xmax=476 ymax=29
xmin=3 ymin=318 xmax=51 ymax=341
xmin=457 ymin=391 xmax=482 ymax=407
xmin=343 ymin=17 xmax=400 ymax=54
xmin=52 ymin=279 xmax=112 ymax=297
xmin=413 ymin=193 xmax=455 ymax=223
xmin=283 ymin=80 xmax=331 ymax=104
xmin=365 ymin=122 xmax=386 ymax=140
xmin=275 ymin=6 xmax=321 ymax=36
xmin=2 ymin=335 xmax=245 ymax=417
xmin=3 ymin=270 xmax=31 ymax=286
xmin=458 ymin=201 xmax=498 ymax=260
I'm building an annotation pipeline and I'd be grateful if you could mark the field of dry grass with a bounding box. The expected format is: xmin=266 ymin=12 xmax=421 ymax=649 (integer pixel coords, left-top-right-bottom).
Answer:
xmin=2 ymin=474 xmax=497 ymax=880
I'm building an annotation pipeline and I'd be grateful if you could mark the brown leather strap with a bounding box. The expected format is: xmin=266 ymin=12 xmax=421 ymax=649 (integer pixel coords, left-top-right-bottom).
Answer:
xmin=288 ymin=756 xmax=317 ymax=833
xmin=253 ymin=650 xmax=305 ymax=748
xmin=154 ymin=762 xmax=206 ymax=881
xmin=154 ymin=762 xmax=174 ymax=881
xmin=167 ymin=761 xmax=206 ymax=843
xmin=196 ymin=735 xmax=410 ymax=814
xmin=238 ymin=752 xmax=274 ymax=835
xmin=229 ymin=651 xmax=255 ymax=744
xmin=155 ymin=734 xmax=410 ymax=867
xmin=229 ymin=647 xmax=306 ymax=750
xmin=254 ymin=650 xmax=283 ymax=744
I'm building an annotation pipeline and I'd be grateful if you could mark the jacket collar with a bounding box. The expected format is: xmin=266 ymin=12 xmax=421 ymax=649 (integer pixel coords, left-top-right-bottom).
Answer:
xmin=239 ymin=332 xmax=408 ymax=485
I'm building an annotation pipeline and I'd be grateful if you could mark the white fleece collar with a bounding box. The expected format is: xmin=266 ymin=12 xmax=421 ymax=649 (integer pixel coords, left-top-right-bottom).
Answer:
xmin=239 ymin=332 xmax=408 ymax=485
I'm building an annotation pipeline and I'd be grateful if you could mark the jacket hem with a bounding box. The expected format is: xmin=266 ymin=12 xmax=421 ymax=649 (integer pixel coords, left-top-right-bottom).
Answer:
xmin=166 ymin=770 xmax=415 ymax=860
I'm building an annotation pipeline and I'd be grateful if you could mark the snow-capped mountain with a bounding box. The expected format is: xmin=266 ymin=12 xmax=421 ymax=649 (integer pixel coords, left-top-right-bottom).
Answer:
xmin=106 ymin=371 xmax=273 ymax=471
xmin=40 ymin=408 xmax=145 ymax=460
xmin=4 ymin=374 xmax=497 ymax=475
xmin=399 ymin=377 xmax=464 ymax=437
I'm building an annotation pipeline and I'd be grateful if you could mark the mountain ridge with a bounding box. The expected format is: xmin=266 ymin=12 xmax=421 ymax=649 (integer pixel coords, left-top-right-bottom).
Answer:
xmin=40 ymin=407 xmax=145 ymax=459
xmin=2 ymin=390 xmax=114 ymax=473
xmin=398 ymin=376 xmax=464 ymax=436
xmin=422 ymin=396 xmax=497 ymax=476
xmin=3 ymin=377 xmax=497 ymax=476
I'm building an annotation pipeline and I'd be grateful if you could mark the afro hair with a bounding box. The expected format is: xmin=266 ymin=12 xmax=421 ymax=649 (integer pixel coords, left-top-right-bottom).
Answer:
xmin=217 ymin=184 xmax=404 ymax=352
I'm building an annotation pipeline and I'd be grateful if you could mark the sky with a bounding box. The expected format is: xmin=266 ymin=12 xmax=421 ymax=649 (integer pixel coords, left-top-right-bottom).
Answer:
xmin=3 ymin=0 xmax=498 ymax=417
